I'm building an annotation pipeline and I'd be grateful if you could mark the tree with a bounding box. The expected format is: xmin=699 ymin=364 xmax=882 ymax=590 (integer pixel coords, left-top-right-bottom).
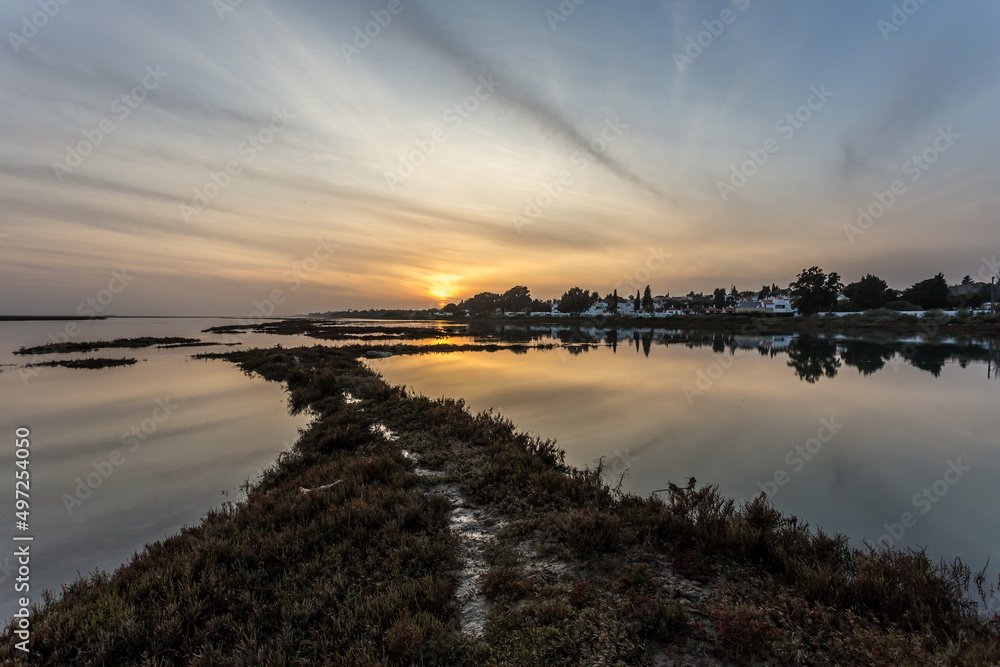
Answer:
xmin=610 ymin=289 xmax=619 ymax=314
xmin=902 ymin=273 xmax=949 ymax=309
xmin=789 ymin=267 xmax=842 ymax=315
xmin=728 ymin=285 xmax=739 ymax=306
xmin=759 ymin=285 xmax=772 ymax=299
xmin=460 ymin=291 xmax=499 ymax=314
xmin=642 ymin=285 xmax=654 ymax=312
xmin=529 ymin=299 xmax=550 ymax=313
xmin=961 ymin=275 xmax=973 ymax=286
xmin=558 ymin=287 xmax=598 ymax=313
xmin=634 ymin=290 xmax=640 ymax=312
xmin=713 ymin=288 xmax=727 ymax=309
xmin=500 ymin=285 xmax=532 ymax=313
xmin=842 ymin=274 xmax=895 ymax=310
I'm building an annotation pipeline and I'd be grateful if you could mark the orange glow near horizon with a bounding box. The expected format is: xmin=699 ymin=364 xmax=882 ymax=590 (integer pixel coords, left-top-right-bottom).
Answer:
xmin=427 ymin=274 xmax=462 ymax=304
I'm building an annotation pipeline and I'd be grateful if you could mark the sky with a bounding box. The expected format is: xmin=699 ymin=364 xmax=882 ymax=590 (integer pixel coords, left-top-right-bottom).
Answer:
xmin=1 ymin=0 xmax=999 ymax=315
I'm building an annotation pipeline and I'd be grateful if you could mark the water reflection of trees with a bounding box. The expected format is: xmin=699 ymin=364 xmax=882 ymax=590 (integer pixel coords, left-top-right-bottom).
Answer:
xmin=465 ymin=322 xmax=1000 ymax=382
xmin=786 ymin=338 xmax=841 ymax=383
xmin=838 ymin=340 xmax=895 ymax=376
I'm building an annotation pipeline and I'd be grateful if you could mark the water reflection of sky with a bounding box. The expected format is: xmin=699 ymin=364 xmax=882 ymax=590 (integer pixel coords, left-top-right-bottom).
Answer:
xmin=2 ymin=317 xmax=997 ymax=622
xmin=0 ymin=318 xmax=311 ymax=622
xmin=370 ymin=328 xmax=1000 ymax=579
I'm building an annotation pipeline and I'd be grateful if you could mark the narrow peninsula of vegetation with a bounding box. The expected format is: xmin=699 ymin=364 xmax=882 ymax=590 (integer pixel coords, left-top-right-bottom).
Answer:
xmin=14 ymin=337 xmax=234 ymax=355
xmin=3 ymin=341 xmax=998 ymax=665
xmin=26 ymin=357 xmax=138 ymax=370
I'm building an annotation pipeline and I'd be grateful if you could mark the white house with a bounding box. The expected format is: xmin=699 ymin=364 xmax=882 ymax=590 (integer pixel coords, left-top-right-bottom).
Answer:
xmin=583 ymin=301 xmax=610 ymax=317
xmin=761 ymin=298 xmax=796 ymax=313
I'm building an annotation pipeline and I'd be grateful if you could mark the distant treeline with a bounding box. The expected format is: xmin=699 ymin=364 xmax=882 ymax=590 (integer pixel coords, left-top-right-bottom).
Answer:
xmin=312 ymin=266 xmax=997 ymax=318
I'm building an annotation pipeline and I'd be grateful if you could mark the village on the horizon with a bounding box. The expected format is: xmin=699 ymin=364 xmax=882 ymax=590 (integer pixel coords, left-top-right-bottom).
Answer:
xmin=314 ymin=267 xmax=999 ymax=320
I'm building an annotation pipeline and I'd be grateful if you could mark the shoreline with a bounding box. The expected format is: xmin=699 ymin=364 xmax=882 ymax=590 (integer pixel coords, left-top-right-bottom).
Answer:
xmin=316 ymin=312 xmax=1000 ymax=338
xmin=3 ymin=342 xmax=998 ymax=664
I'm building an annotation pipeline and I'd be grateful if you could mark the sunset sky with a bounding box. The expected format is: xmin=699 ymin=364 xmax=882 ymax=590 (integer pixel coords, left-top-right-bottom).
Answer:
xmin=1 ymin=0 xmax=998 ymax=315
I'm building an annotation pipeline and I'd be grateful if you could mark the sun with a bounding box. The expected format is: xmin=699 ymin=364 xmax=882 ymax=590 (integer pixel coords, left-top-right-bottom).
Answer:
xmin=427 ymin=274 xmax=461 ymax=304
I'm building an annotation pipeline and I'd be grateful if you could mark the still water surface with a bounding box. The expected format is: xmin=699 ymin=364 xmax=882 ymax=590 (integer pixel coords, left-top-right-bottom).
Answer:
xmin=2 ymin=318 xmax=998 ymax=621
xmin=371 ymin=324 xmax=1000 ymax=590
xmin=0 ymin=318 xmax=311 ymax=621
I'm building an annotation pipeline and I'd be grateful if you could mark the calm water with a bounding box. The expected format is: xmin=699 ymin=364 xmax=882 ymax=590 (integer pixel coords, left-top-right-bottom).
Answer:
xmin=0 ymin=318 xmax=312 ymax=621
xmin=371 ymin=324 xmax=1000 ymax=596
xmin=2 ymin=318 xmax=998 ymax=622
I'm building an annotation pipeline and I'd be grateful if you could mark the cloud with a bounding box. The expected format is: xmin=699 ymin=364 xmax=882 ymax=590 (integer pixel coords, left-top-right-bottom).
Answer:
xmin=395 ymin=3 xmax=672 ymax=202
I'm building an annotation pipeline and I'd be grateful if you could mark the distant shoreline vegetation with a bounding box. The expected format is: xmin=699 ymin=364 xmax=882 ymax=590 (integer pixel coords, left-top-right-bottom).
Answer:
xmin=306 ymin=310 xmax=1000 ymax=337
xmin=312 ymin=266 xmax=999 ymax=321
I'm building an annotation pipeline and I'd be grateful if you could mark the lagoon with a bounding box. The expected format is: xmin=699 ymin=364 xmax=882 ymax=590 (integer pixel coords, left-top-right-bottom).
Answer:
xmin=2 ymin=317 xmax=998 ymax=622
xmin=0 ymin=318 xmax=312 ymax=621
xmin=370 ymin=324 xmax=1000 ymax=596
